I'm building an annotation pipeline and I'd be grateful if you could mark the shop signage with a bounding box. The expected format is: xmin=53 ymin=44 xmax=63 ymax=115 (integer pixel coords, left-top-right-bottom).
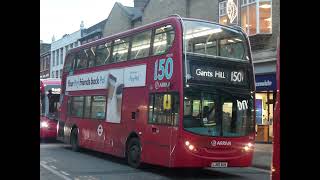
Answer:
xmin=255 ymin=74 xmax=276 ymax=91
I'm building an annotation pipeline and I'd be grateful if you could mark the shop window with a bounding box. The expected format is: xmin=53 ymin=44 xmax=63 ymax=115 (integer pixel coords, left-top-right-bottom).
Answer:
xmin=219 ymin=0 xmax=272 ymax=35
xmin=219 ymin=0 xmax=239 ymax=25
xmin=259 ymin=1 xmax=272 ymax=33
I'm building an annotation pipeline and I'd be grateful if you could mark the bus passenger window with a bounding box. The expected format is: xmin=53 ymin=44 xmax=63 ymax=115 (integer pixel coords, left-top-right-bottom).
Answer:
xmin=86 ymin=47 xmax=96 ymax=68
xmin=131 ymin=30 xmax=152 ymax=60
xmin=153 ymin=25 xmax=175 ymax=55
xmin=95 ymin=43 xmax=112 ymax=66
xmin=91 ymin=96 xmax=106 ymax=119
xmin=63 ymin=54 xmax=75 ymax=72
xmin=75 ymin=50 xmax=88 ymax=70
xmin=71 ymin=96 xmax=84 ymax=117
xmin=112 ymin=38 xmax=129 ymax=62
xmin=84 ymin=96 xmax=92 ymax=118
xmin=148 ymin=93 xmax=179 ymax=126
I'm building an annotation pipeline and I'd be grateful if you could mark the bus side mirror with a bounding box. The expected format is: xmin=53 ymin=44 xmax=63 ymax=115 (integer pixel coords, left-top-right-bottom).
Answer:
xmin=163 ymin=94 xmax=172 ymax=110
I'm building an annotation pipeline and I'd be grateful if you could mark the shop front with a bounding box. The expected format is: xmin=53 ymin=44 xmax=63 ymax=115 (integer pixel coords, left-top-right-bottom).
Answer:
xmin=255 ymin=73 xmax=276 ymax=143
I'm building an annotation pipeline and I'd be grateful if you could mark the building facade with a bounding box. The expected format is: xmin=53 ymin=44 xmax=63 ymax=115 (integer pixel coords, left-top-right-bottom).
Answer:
xmin=80 ymin=19 xmax=107 ymax=45
xmin=40 ymin=42 xmax=51 ymax=79
xmin=102 ymin=2 xmax=143 ymax=37
xmin=40 ymin=51 xmax=50 ymax=79
xmin=218 ymin=0 xmax=279 ymax=143
xmin=50 ymin=30 xmax=81 ymax=79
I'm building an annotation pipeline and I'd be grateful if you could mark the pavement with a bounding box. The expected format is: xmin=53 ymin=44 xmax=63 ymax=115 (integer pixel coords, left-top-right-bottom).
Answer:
xmin=252 ymin=143 xmax=272 ymax=170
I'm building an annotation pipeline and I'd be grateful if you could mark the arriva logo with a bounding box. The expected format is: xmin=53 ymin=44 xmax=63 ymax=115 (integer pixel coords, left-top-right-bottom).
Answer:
xmin=211 ymin=140 xmax=232 ymax=146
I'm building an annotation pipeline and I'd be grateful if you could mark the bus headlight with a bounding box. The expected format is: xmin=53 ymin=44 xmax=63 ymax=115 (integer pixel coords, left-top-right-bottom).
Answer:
xmin=41 ymin=122 xmax=49 ymax=128
xmin=185 ymin=141 xmax=196 ymax=151
xmin=243 ymin=143 xmax=254 ymax=152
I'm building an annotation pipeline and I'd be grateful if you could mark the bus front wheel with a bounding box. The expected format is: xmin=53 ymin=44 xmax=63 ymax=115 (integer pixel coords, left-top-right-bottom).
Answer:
xmin=71 ymin=128 xmax=80 ymax=152
xmin=127 ymin=138 xmax=141 ymax=168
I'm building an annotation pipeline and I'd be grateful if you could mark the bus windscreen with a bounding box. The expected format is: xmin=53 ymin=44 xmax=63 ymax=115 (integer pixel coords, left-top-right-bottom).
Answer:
xmin=183 ymin=20 xmax=249 ymax=61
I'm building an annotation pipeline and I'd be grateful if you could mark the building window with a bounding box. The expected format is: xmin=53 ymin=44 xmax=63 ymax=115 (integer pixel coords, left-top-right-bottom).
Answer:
xmin=46 ymin=57 xmax=50 ymax=70
xmin=56 ymin=70 xmax=58 ymax=78
xmin=219 ymin=0 xmax=229 ymax=25
xmin=59 ymin=69 xmax=62 ymax=78
xmin=52 ymin=51 xmax=55 ymax=67
xmin=70 ymin=43 xmax=73 ymax=49
xmin=219 ymin=0 xmax=272 ymax=35
xmin=43 ymin=57 xmax=46 ymax=70
xmin=65 ymin=46 xmax=69 ymax=54
xmin=56 ymin=50 xmax=59 ymax=66
xmin=60 ymin=48 xmax=63 ymax=65
xmin=259 ymin=1 xmax=272 ymax=33
xmin=52 ymin=72 xmax=54 ymax=78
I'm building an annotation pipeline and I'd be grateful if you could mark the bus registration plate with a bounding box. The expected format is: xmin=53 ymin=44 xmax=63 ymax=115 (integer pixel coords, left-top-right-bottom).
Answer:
xmin=211 ymin=162 xmax=228 ymax=168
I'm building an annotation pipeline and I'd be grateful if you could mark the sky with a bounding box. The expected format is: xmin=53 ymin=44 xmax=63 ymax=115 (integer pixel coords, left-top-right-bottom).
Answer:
xmin=40 ymin=0 xmax=134 ymax=43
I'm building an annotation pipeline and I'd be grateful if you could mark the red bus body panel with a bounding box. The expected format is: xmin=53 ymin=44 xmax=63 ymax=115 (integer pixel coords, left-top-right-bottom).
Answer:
xmin=271 ymin=37 xmax=280 ymax=180
xmin=40 ymin=116 xmax=58 ymax=139
xmin=58 ymin=17 xmax=255 ymax=168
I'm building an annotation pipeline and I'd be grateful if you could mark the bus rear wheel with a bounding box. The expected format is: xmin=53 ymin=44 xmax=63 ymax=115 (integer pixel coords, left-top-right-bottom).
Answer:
xmin=127 ymin=138 xmax=141 ymax=168
xmin=71 ymin=128 xmax=80 ymax=152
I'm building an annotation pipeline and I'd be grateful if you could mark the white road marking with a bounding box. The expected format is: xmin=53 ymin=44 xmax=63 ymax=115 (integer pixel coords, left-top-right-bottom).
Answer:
xmin=47 ymin=157 xmax=58 ymax=162
xmin=40 ymin=162 xmax=72 ymax=180
xmin=50 ymin=165 xmax=57 ymax=169
xmin=60 ymin=171 xmax=70 ymax=176
xmin=248 ymin=167 xmax=271 ymax=173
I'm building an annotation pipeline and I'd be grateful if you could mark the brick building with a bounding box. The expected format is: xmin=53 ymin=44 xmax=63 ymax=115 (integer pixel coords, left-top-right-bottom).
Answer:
xmin=40 ymin=42 xmax=51 ymax=79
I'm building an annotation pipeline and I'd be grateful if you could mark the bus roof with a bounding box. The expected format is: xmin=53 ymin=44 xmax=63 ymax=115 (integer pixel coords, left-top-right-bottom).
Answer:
xmin=65 ymin=15 xmax=249 ymax=60
xmin=66 ymin=16 xmax=182 ymax=56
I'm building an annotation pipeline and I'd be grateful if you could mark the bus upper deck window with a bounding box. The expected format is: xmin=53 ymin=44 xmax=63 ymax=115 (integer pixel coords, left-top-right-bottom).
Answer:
xmin=153 ymin=25 xmax=175 ymax=55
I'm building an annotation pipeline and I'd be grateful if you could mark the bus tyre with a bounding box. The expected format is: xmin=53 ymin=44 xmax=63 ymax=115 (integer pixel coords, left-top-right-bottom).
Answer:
xmin=71 ymin=128 xmax=80 ymax=152
xmin=127 ymin=138 xmax=141 ymax=168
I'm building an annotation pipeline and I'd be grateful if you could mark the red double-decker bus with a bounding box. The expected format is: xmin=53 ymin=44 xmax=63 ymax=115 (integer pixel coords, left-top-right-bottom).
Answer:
xmin=57 ymin=16 xmax=256 ymax=168
xmin=40 ymin=78 xmax=61 ymax=139
xmin=271 ymin=37 xmax=280 ymax=180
